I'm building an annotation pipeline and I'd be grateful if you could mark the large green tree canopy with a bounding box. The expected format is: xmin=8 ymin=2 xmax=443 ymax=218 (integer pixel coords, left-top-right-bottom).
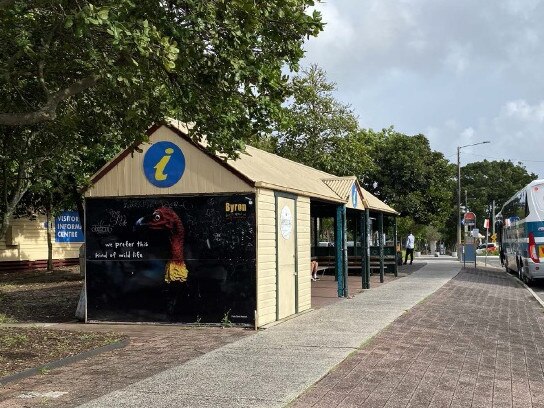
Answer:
xmin=0 ymin=0 xmax=322 ymax=235
xmin=362 ymin=128 xmax=456 ymax=228
xmin=460 ymin=160 xmax=537 ymax=229
xmin=0 ymin=0 xmax=322 ymax=153
xmin=271 ymin=66 xmax=455 ymax=238
xmin=275 ymin=64 xmax=363 ymax=173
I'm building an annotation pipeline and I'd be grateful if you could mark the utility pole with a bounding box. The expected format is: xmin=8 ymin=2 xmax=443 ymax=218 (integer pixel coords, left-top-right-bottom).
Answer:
xmin=456 ymin=141 xmax=491 ymax=253
xmin=492 ymin=200 xmax=495 ymax=235
xmin=457 ymin=146 xmax=461 ymax=249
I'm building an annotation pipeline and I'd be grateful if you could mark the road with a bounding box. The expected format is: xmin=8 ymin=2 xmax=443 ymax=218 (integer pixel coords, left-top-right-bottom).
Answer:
xmin=475 ymin=255 xmax=502 ymax=269
xmin=474 ymin=255 xmax=544 ymax=304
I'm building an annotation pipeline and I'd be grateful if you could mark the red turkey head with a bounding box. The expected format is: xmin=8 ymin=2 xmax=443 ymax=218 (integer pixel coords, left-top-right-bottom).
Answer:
xmin=135 ymin=207 xmax=182 ymax=232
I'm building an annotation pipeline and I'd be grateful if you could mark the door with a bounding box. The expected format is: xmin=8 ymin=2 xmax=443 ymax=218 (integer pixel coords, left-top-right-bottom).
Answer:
xmin=277 ymin=196 xmax=296 ymax=319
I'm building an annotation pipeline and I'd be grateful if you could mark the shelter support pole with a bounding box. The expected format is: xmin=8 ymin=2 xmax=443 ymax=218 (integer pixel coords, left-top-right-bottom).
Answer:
xmin=379 ymin=212 xmax=384 ymax=283
xmin=312 ymin=216 xmax=318 ymax=252
xmin=335 ymin=205 xmax=347 ymax=297
xmin=343 ymin=207 xmax=348 ymax=297
xmin=364 ymin=209 xmax=371 ymax=289
xmin=393 ymin=216 xmax=398 ymax=277
xmin=360 ymin=212 xmax=368 ymax=289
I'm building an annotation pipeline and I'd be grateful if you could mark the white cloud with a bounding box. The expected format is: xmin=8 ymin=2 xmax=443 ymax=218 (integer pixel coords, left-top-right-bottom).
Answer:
xmin=425 ymin=101 xmax=544 ymax=177
xmin=302 ymin=1 xmax=544 ymax=178
xmin=503 ymin=100 xmax=544 ymax=123
xmin=443 ymin=43 xmax=471 ymax=75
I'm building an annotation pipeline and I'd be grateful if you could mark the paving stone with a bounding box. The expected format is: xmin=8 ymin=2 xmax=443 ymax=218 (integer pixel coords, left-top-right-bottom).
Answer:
xmin=293 ymin=267 xmax=544 ymax=408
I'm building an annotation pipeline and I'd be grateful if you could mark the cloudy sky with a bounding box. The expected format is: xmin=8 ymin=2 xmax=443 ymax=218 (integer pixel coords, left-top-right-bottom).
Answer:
xmin=302 ymin=0 xmax=544 ymax=178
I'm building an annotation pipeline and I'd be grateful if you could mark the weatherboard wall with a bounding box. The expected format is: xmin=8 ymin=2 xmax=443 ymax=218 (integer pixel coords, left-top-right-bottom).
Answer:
xmin=256 ymin=190 xmax=312 ymax=326
xmin=86 ymin=125 xmax=253 ymax=198
xmin=296 ymin=196 xmax=312 ymax=312
xmin=0 ymin=217 xmax=80 ymax=262
xmin=256 ymin=188 xmax=277 ymax=326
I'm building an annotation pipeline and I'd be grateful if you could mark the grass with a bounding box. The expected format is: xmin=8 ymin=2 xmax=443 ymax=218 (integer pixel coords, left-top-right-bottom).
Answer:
xmin=0 ymin=313 xmax=17 ymax=324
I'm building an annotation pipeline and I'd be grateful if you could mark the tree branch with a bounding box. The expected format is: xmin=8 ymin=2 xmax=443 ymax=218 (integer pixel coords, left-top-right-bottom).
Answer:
xmin=0 ymin=75 xmax=99 ymax=126
xmin=0 ymin=0 xmax=16 ymax=10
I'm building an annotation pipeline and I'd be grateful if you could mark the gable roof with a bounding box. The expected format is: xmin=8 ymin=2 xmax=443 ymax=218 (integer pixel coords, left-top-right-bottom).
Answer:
xmin=360 ymin=187 xmax=398 ymax=215
xmin=88 ymin=121 xmax=398 ymax=214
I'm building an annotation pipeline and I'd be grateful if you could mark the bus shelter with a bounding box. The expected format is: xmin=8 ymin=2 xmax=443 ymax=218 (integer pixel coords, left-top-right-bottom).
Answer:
xmin=83 ymin=121 xmax=397 ymax=328
xmin=311 ymin=185 xmax=398 ymax=294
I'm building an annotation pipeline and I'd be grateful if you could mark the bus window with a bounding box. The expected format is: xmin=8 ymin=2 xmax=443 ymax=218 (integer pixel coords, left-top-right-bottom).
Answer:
xmin=517 ymin=191 xmax=526 ymax=219
xmin=533 ymin=183 xmax=544 ymax=212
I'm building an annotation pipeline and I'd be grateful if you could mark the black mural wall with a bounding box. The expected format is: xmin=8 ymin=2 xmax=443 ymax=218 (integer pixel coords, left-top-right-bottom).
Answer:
xmin=85 ymin=194 xmax=256 ymax=324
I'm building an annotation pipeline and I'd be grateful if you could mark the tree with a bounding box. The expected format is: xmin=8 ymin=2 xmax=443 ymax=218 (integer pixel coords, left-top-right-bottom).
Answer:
xmin=0 ymin=0 xmax=323 ymax=236
xmin=365 ymin=128 xmax=456 ymax=231
xmin=460 ymin=160 xmax=537 ymax=231
xmin=275 ymin=65 xmax=369 ymax=174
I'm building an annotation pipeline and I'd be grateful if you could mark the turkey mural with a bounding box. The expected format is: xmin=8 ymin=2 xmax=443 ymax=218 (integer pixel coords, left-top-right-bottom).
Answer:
xmin=85 ymin=195 xmax=257 ymax=324
xmin=135 ymin=207 xmax=189 ymax=284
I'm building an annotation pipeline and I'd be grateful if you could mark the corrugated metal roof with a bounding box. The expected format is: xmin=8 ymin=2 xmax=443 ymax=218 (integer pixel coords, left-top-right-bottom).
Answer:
xmin=166 ymin=122 xmax=398 ymax=213
xmin=322 ymin=177 xmax=357 ymax=201
xmin=225 ymin=145 xmax=346 ymax=203
xmin=360 ymin=187 xmax=398 ymax=215
xmin=89 ymin=120 xmax=397 ymax=213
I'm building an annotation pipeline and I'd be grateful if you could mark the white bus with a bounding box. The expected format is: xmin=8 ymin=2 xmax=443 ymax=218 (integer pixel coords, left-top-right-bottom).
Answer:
xmin=496 ymin=179 xmax=544 ymax=282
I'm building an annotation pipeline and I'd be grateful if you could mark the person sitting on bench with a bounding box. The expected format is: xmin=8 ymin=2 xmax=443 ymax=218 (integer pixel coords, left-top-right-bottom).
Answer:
xmin=311 ymin=260 xmax=319 ymax=281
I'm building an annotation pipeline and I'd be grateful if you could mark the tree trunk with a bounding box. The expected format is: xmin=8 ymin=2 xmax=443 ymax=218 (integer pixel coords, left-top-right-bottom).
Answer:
xmin=67 ymin=174 xmax=85 ymax=230
xmin=46 ymin=192 xmax=53 ymax=271
xmin=0 ymin=163 xmax=30 ymax=239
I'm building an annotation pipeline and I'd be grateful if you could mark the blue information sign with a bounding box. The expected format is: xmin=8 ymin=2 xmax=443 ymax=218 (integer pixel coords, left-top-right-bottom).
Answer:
xmin=351 ymin=183 xmax=358 ymax=208
xmin=55 ymin=211 xmax=84 ymax=243
xmin=143 ymin=141 xmax=186 ymax=188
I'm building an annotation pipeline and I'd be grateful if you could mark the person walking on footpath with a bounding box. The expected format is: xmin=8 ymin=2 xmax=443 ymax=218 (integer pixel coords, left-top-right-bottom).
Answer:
xmin=404 ymin=232 xmax=415 ymax=265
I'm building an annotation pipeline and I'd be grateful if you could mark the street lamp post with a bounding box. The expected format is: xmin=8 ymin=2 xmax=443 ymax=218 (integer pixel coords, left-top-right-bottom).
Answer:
xmin=457 ymin=141 xmax=490 ymax=252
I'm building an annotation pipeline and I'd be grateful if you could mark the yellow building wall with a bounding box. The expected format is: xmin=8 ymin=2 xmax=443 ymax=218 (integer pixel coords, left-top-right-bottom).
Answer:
xmin=296 ymin=196 xmax=312 ymax=312
xmin=0 ymin=217 xmax=81 ymax=262
xmin=256 ymin=190 xmax=312 ymax=327
xmin=255 ymin=188 xmax=277 ymax=326
xmin=86 ymin=126 xmax=253 ymax=198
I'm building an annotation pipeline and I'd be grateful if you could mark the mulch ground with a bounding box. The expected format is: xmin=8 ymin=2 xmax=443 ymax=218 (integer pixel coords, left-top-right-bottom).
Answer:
xmin=0 ymin=267 xmax=125 ymax=380
xmin=0 ymin=267 xmax=83 ymax=323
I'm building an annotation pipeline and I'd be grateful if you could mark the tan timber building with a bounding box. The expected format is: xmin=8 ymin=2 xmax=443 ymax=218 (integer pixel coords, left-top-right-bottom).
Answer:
xmin=83 ymin=121 xmax=397 ymax=327
xmin=0 ymin=216 xmax=82 ymax=272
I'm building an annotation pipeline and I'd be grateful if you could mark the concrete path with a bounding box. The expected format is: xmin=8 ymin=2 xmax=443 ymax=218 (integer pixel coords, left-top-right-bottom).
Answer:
xmin=79 ymin=260 xmax=460 ymax=408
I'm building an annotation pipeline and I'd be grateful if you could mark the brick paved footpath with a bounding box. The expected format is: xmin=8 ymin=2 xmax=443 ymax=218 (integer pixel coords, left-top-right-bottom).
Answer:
xmin=291 ymin=267 xmax=544 ymax=408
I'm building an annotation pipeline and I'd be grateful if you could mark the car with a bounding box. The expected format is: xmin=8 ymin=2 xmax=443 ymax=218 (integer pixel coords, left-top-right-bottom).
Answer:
xmin=476 ymin=243 xmax=498 ymax=254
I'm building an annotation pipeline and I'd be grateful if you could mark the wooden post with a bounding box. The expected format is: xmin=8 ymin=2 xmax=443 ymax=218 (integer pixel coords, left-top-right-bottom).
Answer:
xmin=394 ymin=216 xmax=398 ymax=277
xmin=342 ymin=206 xmax=348 ymax=297
xmin=364 ymin=209 xmax=371 ymax=289
xmin=379 ymin=212 xmax=384 ymax=283
xmin=360 ymin=212 xmax=367 ymax=289
xmin=335 ymin=205 xmax=345 ymax=297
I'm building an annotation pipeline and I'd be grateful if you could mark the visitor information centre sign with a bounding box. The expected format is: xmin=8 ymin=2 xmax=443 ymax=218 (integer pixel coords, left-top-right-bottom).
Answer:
xmin=55 ymin=211 xmax=84 ymax=243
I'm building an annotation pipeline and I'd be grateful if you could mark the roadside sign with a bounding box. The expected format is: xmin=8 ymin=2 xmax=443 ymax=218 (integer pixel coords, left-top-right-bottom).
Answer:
xmin=464 ymin=211 xmax=476 ymax=226
xmin=483 ymin=218 xmax=490 ymax=229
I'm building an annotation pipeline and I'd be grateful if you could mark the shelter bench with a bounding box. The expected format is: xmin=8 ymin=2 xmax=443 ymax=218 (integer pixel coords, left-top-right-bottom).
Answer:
xmin=313 ymin=255 xmax=398 ymax=276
